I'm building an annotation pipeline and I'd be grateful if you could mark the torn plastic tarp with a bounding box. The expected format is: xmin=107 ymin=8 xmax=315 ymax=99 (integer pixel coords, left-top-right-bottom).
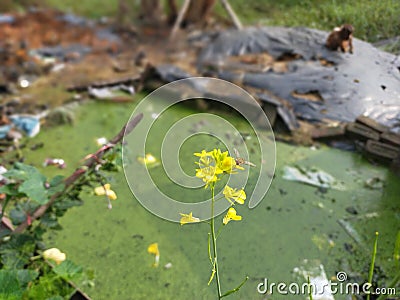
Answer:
xmin=152 ymin=64 xmax=193 ymax=83
xmin=198 ymin=27 xmax=400 ymax=132
xmin=31 ymin=44 xmax=92 ymax=61
xmin=283 ymin=165 xmax=345 ymax=190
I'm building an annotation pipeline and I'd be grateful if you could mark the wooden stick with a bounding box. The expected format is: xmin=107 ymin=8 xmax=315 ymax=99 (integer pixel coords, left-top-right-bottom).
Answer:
xmin=220 ymin=0 xmax=243 ymax=30
xmin=13 ymin=113 xmax=143 ymax=234
xmin=169 ymin=0 xmax=191 ymax=39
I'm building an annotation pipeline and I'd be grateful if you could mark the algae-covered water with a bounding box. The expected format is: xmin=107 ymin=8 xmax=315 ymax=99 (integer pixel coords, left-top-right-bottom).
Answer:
xmin=22 ymin=97 xmax=399 ymax=299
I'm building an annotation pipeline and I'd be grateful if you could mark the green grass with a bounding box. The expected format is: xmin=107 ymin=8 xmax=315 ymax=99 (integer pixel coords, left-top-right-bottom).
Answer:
xmin=2 ymin=0 xmax=400 ymax=43
xmin=225 ymin=0 xmax=400 ymax=42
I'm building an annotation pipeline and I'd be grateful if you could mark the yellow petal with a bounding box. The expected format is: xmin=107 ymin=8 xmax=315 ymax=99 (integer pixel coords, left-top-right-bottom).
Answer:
xmin=223 ymin=185 xmax=246 ymax=204
xmin=148 ymin=243 xmax=159 ymax=256
xmin=43 ymin=248 xmax=66 ymax=265
xmin=180 ymin=212 xmax=200 ymax=225
xmin=137 ymin=153 xmax=159 ymax=167
xmin=94 ymin=184 xmax=117 ymax=200
xmin=105 ymin=189 xmax=117 ymax=200
xmin=94 ymin=184 xmax=110 ymax=195
xmin=223 ymin=207 xmax=242 ymax=225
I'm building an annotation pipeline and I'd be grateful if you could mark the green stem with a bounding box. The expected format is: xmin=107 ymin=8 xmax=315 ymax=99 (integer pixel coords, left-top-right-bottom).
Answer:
xmin=210 ymin=186 xmax=222 ymax=299
xmin=367 ymin=232 xmax=379 ymax=300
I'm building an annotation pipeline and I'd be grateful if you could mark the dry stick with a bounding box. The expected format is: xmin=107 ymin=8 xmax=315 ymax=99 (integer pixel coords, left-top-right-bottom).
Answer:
xmin=13 ymin=113 xmax=143 ymax=234
xmin=220 ymin=0 xmax=243 ymax=30
xmin=169 ymin=0 xmax=191 ymax=39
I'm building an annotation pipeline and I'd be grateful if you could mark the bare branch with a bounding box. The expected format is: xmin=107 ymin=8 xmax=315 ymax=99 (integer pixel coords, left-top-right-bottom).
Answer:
xmin=13 ymin=113 xmax=143 ymax=234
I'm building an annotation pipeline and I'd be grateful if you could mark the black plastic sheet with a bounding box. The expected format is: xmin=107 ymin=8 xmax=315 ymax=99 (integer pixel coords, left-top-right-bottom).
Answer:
xmin=198 ymin=27 xmax=400 ymax=132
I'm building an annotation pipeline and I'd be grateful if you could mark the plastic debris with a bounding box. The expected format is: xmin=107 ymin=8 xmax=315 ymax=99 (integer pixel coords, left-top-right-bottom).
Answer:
xmin=293 ymin=259 xmax=334 ymax=300
xmin=0 ymin=14 xmax=15 ymax=24
xmin=164 ymin=262 xmax=172 ymax=269
xmin=198 ymin=26 xmax=400 ymax=132
xmin=0 ymin=165 xmax=8 ymax=182
xmin=0 ymin=125 xmax=12 ymax=139
xmin=88 ymin=85 xmax=135 ymax=102
xmin=283 ymin=165 xmax=345 ymax=190
xmin=8 ymin=115 xmax=40 ymax=137
xmin=43 ymin=158 xmax=66 ymax=169
xmin=364 ymin=177 xmax=385 ymax=190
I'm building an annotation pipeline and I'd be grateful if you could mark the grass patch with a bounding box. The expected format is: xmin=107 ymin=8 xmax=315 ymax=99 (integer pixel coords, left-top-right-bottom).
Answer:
xmin=226 ymin=0 xmax=400 ymax=42
xmin=1 ymin=0 xmax=400 ymax=43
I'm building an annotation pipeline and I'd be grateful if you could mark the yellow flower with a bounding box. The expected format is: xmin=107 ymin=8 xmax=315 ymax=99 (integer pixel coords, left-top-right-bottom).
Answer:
xmin=147 ymin=243 xmax=160 ymax=267
xmin=223 ymin=185 xmax=246 ymax=205
xmin=195 ymin=166 xmax=222 ymax=188
xmin=223 ymin=207 xmax=242 ymax=225
xmin=194 ymin=150 xmax=214 ymax=168
xmin=137 ymin=153 xmax=160 ymax=168
xmin=218 ymin=156 xmax=237 ymax=173
xmin=94 ymin=184 xmax=117 ymax=200
xmin=43 ymin=248 xmax=66 ymax=265
xmin=180 ymin=212 xmax=200 ymax=225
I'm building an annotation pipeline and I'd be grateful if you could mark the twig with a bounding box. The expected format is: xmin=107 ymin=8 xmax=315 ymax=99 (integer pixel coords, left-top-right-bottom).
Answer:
xmin=220 ymin=0 xmax=243 ymax=30
xmin=13 ymin=113 xmax=143 ymax=234
xmin=169 ymin=0 xmax=191 ymax=39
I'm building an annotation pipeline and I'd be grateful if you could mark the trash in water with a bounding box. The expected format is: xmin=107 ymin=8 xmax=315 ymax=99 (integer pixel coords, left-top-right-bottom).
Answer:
xmin=164 ymin=262 xmax=172 ymax=269
xmin=293 ymin=259 xmax=335 ymax=300
xmin=283 ymin=165 xmax=345 ymax=190
xmin=8 ymin=115 xmax=41 ymax=137
xmin=137 ymin=154 xmax=160 ymax=168
xmin=364 ymin=176 xmax=385 ymax=190
xmin=88 ymin=85 xmax=135 ymax=102
xmin=43 ymin=158 xmax=66 ymax=169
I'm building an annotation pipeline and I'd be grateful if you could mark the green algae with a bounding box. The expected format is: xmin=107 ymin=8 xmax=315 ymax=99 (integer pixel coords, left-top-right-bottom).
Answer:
xmin=17 ymin=97 xmax=399 ymax=299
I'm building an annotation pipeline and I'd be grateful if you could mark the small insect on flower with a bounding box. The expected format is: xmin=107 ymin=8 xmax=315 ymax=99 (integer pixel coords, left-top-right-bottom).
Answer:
xmin=233 ymin=148 xmax=256 ymax=167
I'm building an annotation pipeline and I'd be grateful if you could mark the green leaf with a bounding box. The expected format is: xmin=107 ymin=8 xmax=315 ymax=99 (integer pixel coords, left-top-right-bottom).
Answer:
xmin=0 ymin=270 xmax=36 ymax=299
xmin=0 ymin=234 xmax=35 ymax=269
xmin=48 ymin=176 xmax=65 ymax=196
xmin=16 ymin=270 xmax=39 ymax=288
xmin=4 ymin=163 xmax=41 ymax=181
xmin=18 ymin=173 xmax=48 ymax=205
xmin=0 ymin=270 xmax=23 ymax=300
xmin=9 ymin=208 xmax=27 ymax=225
xmin=220 ymin=276 xmax=248 ymax=298
xmin=53 ymin=260 xmax=83 ymax=281
xmin=0 ymin=184 xmax=19 ymax=196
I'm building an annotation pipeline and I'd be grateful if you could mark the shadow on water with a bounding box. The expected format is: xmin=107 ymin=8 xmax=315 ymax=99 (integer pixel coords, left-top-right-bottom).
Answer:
xmin=22 ymin=97 xmax=399 ymax=299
